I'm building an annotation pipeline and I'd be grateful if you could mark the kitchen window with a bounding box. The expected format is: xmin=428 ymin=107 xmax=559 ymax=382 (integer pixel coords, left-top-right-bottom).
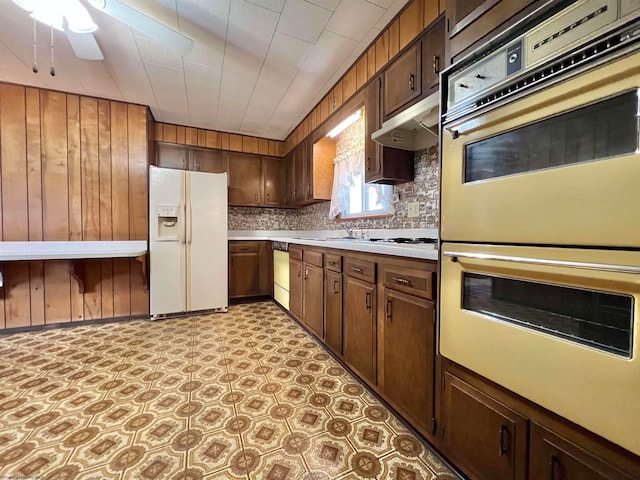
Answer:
xmin=329 ymin=112 xmax=393 ymax=219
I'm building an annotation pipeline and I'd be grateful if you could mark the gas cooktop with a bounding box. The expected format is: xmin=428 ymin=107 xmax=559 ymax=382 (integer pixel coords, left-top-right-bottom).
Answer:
xmin=368 ymin=237 xmax=438 ymax=244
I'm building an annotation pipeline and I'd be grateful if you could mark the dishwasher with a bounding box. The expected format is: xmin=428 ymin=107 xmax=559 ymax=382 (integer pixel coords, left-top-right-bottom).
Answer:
xmin=272 ymin=241 xmax=289 ymax=310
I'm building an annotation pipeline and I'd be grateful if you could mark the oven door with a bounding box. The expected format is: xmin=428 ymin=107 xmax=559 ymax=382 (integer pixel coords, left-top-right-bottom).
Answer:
xmin=440 ymin=242 xmax=640 ymax=455
xmin=441 ymin=50 xmax=640 ymax=247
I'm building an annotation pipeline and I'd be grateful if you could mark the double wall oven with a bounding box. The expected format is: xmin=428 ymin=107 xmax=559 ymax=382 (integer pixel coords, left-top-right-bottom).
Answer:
xmin=440 ymin=0 xmax=640 ymax=456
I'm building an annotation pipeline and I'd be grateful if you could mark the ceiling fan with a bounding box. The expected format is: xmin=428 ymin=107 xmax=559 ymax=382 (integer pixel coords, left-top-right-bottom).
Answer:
xmin=11 ymin=0 xmax=194 ymax=62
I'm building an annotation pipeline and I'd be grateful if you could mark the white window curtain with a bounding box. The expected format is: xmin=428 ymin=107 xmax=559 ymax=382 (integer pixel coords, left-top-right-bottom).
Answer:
xmin=329 ymin=147 xmax=395 ymax=218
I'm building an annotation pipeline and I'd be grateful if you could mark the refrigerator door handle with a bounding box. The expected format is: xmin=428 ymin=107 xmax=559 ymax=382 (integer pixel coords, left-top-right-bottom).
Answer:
xmin=187 ymin=202 xmax=193 ymax=245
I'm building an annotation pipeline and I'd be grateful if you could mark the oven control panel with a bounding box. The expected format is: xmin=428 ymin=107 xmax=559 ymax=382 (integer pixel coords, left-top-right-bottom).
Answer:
xmin=448 ymin=40 xmax=521 ymax=107
xmin=445 ymin=0 xmax=640 ymax=121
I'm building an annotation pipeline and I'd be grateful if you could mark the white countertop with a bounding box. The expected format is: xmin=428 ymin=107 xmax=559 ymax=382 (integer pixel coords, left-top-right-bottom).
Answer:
xmin=228 ymin=230 xmax=439 ymax=261
xmin=0 ymin=241 xmax=148 ymax=261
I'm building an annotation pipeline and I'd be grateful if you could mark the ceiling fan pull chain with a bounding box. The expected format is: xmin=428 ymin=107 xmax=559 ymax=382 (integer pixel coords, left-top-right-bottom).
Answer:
xmin=32 ymin=18 xmax=38 ymax=74
xmin=50 ymin=26 xmax=55 ymax=77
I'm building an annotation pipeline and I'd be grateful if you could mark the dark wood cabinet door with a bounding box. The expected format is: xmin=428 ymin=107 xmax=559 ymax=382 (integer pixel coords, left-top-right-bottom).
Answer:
xmin=324 ymin=270 xmax=343 ymax=356
xmin=303 ymin=138 xmax=314 ymax=202
xmin=289 ymin=259 xmax=303 ymax=321
xmin=293 ymin=144 xmax=306 ymax=205
xmin=529 ymin=424 xmax=637 ymax=480
xmin=423 ymin=16 xmax=445 ymax=95
xmin=364 ymin=76 xmax=383 ymax=183
xmin=303 ymin=263 xmax=324 ymax=338
xmin=226 ymin=152 xmax=262 ymax=206
xmin=382 ymin=289 xmax=436 ymax=433
xmin=285 ymin=152 xmax=295 ymax=207
xmin=343 ymin=276 xmax=377 ymax=386
xmin=262 ymin=156 xmax=283 ymax=206
xmin=442 ymin=372 xmax=528 ymax=480
xmin=229 ymin=251 xmax=260 ymax=298
xmin=192 ymin=147 xmax=225 ymax=173
xmin=156 ymin=142 xmax=188 ymax=170
xmin=383 ymin=43 xmax=422 ymax=119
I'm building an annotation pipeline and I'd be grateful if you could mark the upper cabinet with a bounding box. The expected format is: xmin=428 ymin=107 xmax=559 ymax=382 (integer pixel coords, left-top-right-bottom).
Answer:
xmin=156 ymin=142 xmax=225 ymax=173
xmin=225 ymin=152 xmax=284 ymax=207
xmin=446 ymin=0 xmax=537 ymax=62
xmin=383 ymin=15 xmax=446 ymax=120
xmin=285 ymin=136 xmax=334 ymax=208
xmin=423 ymin=16 xmax=445 ymax=94
xmin=384 ymin=43 xmax=423 ymax=119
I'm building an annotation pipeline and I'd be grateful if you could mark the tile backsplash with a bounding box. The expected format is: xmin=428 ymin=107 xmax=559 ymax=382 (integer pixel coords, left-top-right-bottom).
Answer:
xmin=228 ymin=145 xmax=440 ymax=232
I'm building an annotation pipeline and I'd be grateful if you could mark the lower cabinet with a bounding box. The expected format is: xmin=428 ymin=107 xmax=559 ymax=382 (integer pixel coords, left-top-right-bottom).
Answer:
xmin=228 ymin=241 xmax=272 ymax=299
xmin=441 ymin=363 xmax=640 ymax=480
xmin=288 ymin=245 xmax=324 ymax=338
xmin=302 ymin=252 xmax=324 ymax=338
xmin=324 ymin=261 xmax=343 ymax=356
xmin=529 ymin=424 xmax=637 ymax=480
xmin=343 ymin=257 xmax=377 ymax=386
xmin=442 ymin=371 xmax=528 ymax=480
xmin=381 ymin=288 xmax=436 ymax=434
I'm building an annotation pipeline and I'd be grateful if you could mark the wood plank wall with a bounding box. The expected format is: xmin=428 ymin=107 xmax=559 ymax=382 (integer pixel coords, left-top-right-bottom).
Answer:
xmin=284 ymin=0 xmax=446 ymax=154
xmin=0 ymin=83 xmax=149 ymax=330
xmin=154 ymin=122 xmax=285 ymax=158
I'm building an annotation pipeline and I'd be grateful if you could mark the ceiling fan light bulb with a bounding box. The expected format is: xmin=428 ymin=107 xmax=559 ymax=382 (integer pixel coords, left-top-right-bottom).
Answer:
xmin=30 ymin=2 xmax=64 ymax=31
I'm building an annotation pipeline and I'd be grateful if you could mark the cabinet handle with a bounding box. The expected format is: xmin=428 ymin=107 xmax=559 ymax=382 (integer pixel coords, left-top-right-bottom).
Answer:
xmin=328 ymin=261 xmax=337 ymax=266
xmin=498 ymin=425 xmax=508 ymax=456
xmin=254 ymin=194 xmax=258 ymax=201
xmin=350 ymin=267 xmax=364 ymax=274
xmin=366 ymin=157 xmax=371 ymax=171
xmin=365 ymin=292 xmax=371 ymax=310
xmin=304 ymin=267 xmax=309 ymax=280
xmin=333 ymin=280 xmax=339 ymax=294
xmin=296 ymin=265 xmax=301 ymax=277
xmin=385 ymin=299 xmax=392 ymax=321
xmin=196 ymin=162 xmax=200 ymax=170
xmin=266 ymin=194 xmax=270 ymax=200
xmin=392 ymin=276 xmax=411 ymax=286
xmin=409 ymin=73 xmax=415 ymax=91
xmin=550 ymin=455 xmax=559 ymax=480
xmin=433 ymin=55 xmax=440 ymax=75
xmin=307 ymin=183 xmax=311 ymax=196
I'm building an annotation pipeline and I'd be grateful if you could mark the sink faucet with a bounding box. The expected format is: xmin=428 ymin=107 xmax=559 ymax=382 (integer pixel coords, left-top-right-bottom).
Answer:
xmin=341 ymin=224 xmax=356 ymax=239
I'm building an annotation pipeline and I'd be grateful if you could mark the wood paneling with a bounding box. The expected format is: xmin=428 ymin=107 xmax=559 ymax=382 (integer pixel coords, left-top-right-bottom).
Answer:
xmin=389 ymin=19 xmax=401 ymax=59
xmin=367 ymin=47 xmax=376 ymax=79
xmin=0 ymin=82 xmax=150 ymax=330
xmin=424 ymin=0 xmax=440 ymax=26
xmin=356 ymin=56 xmax=368 ymax=89
xmin=376 ymin=31 xmax=389 ymax=72
xmin=400 ymin=0 xmax=425 ymax=49
xmin=343 ymin=67 xmax=357 ymax=99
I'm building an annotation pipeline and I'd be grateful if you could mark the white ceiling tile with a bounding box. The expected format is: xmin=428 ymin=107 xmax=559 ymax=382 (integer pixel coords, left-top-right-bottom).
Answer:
xmin=326 ymin=0 xmax=385 ymax=41
xmin=246 ymin=0 xmax=286 ymax=13
xmin=135 ymin=35 xmax=184 ymax=70
xmin=265 ymin=32 xmax=312 ymax=67
xmin=366 ymin=0 xmax=397 ymax=8
xmin=184 ymin=61 xmax=222 ymax=85
xmin=276 ymin=0 xmax=332 ymax=43
xmin=306 ymin=0 xmax=341 ymax=11
xmin=300 ymin=30 xmax=358 ymax=78
xmin=176 ymin=0 xmax=231 ymax=39
xmin=227 ymin=0 xmax=279 ymax=57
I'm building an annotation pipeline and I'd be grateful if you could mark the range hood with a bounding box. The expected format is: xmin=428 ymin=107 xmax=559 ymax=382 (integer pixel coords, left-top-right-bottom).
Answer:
xmin=371 ymin=92 xmax=439 ymax=151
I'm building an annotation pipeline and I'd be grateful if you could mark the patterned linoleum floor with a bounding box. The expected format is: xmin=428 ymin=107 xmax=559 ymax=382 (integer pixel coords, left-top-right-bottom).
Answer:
xmin=0 ymin=301 xmax=459 ymax=480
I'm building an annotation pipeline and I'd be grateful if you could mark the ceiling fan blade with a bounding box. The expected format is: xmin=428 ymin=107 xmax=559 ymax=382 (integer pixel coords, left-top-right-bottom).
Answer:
xmin=87 ymin=0 xmax=193 ymax=56
xmin=66 ymin=31 xmax=104 ymax=60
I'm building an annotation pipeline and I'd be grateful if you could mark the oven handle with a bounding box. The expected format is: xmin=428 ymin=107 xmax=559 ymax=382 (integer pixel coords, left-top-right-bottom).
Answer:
xmin=442 ymin=250 xmax=640 ymax=274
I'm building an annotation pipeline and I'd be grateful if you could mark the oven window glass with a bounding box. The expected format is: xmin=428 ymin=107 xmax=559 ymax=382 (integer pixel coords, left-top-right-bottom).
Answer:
xmin=464 ymin=91 xmax=638 ymax=182
xmin=463 ymin=273 xmax=633 ymax=357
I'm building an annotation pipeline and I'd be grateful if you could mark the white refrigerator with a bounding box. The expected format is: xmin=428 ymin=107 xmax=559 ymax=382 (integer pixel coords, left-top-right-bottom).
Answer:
xmin=149 ymin=166 xmax=228 ymax=317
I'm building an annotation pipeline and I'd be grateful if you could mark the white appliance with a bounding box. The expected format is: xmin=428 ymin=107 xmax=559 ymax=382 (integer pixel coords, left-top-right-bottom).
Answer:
xmin=272 ymin=242 xmax=290 ymax=310
xmin=149 ymin=166 xmax=228 ymax=317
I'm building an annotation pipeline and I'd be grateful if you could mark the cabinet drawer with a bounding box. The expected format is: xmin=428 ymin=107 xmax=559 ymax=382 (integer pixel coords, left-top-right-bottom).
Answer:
xmin=344 ymin=257 xmax=376 ymax=283
xmin=304 ymin=250 xmax=323 ymax=267
xmin=325 ymin=254 xmax=342 ymax=272
xmin=289 ymin=245 xmax=302 ymax=261
xmin=229 ymin=241 xmax=260 ymax=253
xmin=382 ymin=265 xmax=435 ymax=300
